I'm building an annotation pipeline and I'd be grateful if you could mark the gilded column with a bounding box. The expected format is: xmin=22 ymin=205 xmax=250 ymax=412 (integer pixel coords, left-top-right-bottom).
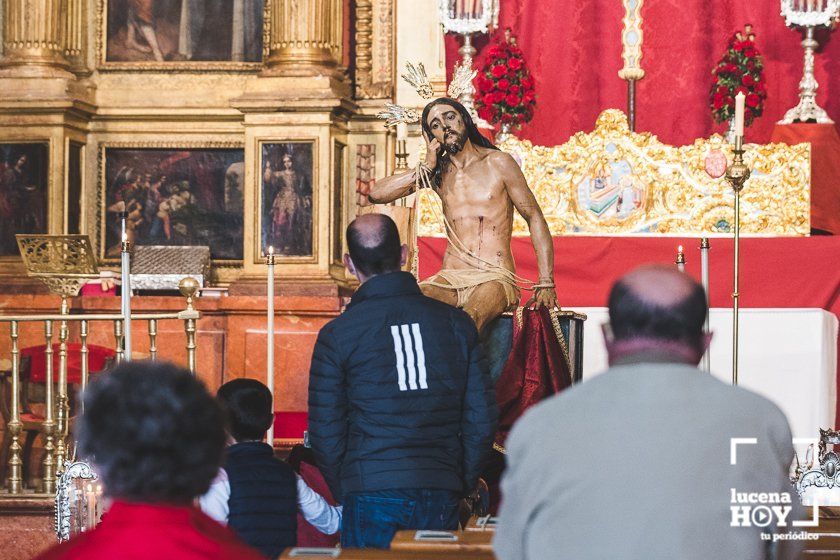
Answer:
xmin=265 ymin=0 xmax=343 ymax=73
xmin=354 ymin=0 xmax=373 ymax=97
xmin=62 ymin=0 xmax=86 ymax=72
xmin=1 ymin=0 xmax=71 ymax=73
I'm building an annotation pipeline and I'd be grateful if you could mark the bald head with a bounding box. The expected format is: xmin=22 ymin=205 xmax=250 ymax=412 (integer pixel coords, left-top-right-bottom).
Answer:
xmin=346 ymin=214 xmax=402 ymax=278
xmin=608 ymin=264 xmax=707 ymax=353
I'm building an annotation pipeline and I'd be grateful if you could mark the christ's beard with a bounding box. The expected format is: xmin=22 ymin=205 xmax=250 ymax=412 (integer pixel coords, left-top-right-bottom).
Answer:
xmin=444 ymin=130 xmax=466 ymax=154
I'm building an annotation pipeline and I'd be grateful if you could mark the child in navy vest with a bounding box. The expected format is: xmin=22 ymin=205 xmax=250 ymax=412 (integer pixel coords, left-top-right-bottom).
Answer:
xmin=200 ymin=379 xmax=341 ymax=558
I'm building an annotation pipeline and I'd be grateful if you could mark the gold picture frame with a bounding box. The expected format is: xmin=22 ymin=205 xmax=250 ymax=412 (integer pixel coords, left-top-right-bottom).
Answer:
xmin=97 ymin=141 xmax=246 ymax=266
xmin=96 ymin=0 xmax=269 ymax=72
xmin=256 ymin=139 xmax=319 ymax=265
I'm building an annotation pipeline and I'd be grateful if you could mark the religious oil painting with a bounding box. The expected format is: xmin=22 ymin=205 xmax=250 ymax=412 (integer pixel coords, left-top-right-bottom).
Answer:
xmin=0 ymin=143 xmax=48 ymax=257
xmin=101 ymin=147 xmax=244 ymax=260
xmin=260 ymin=142 xmax=315 ymax=258
xmin=104 ymin=0 xmax=264 ymax=64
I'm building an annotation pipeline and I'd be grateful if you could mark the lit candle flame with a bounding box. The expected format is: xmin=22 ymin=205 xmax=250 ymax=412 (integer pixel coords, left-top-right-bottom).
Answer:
xmin=678 ymin=245 xmax=683 ymax=254
xmin=121 ymin=232 xmax=127 ymax=243
xmin=268 ymin=245 xmax=274 ymax=256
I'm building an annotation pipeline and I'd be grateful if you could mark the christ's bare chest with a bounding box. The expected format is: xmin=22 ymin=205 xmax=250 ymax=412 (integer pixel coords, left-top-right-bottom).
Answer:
xmin=437 ymin=162 xmax=509 ymax=220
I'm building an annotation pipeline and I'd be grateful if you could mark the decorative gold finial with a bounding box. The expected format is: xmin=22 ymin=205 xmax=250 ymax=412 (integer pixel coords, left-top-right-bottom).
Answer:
xmin=179 ymin=277 xmax=199 ymax=310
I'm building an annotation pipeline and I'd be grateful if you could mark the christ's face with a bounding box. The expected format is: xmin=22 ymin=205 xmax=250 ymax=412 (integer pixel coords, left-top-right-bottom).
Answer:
xmin=426 ymin=105 xmax=467 ymax=155
xmin=282 ymin=155 xmax=293 ymax=170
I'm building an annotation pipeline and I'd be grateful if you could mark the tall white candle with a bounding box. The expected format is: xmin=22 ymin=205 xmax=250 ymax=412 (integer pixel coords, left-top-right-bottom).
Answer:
xmin=734 ymin=92 xmax=745 ymax=138
xmin=86 ymin=483 xmax=96 ymax=530
xmin=266 ymin=246 xmax=275 ymax=445
xmin=120 ymin=233 xmax=132 ymax=362
xmin=396 ymin=122 xmax=408 ymax=141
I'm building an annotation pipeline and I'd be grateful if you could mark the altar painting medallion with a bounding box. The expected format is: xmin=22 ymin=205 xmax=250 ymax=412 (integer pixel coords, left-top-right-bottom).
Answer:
xmin=576 ymin=144 xmax=647 ymax=223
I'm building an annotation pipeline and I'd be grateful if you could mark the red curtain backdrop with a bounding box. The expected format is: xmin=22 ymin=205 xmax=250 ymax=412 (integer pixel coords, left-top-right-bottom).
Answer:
xmin=445 ymin=0 xmax=840 ymax=146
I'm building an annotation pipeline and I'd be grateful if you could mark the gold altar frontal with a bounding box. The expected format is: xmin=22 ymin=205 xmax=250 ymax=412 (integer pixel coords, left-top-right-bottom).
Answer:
xmin=418 ymin=110 xmax=811 ymax=237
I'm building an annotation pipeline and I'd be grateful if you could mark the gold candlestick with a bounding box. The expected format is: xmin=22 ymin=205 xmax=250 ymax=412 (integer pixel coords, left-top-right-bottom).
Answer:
xmin=395 ymin=140 xmax=409 ymax=171
xmin=725 ymin=136 xmax=751 ymax=386
xmin=700 ymin=238 xmax=711 ymax=374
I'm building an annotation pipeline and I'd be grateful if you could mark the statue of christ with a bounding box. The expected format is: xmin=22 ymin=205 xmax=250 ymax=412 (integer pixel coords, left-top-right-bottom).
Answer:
xmin=369 ymin=98 xmax=558 ymax=333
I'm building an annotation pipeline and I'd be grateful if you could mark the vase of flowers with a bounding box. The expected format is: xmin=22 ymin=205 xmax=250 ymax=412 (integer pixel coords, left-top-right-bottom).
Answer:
xmin=709 ymin=24 xmax=767 ymax=138
xmin=475 ymin=28 xmax=536 ymax=137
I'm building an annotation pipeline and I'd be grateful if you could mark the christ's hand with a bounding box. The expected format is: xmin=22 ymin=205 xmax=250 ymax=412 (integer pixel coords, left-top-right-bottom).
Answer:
xmin=424 ymin=133 xmax=441 ymax=169
xmin=532 ymin=286 xmax=559 ymax=311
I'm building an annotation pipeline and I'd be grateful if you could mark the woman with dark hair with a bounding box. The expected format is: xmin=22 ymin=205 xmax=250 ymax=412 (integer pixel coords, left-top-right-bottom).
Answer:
xmin=36 ymin=362 xmax=264 ymax=560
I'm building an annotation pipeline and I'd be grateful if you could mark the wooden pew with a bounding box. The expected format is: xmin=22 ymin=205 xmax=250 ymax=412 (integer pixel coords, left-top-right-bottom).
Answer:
xmin=389 ymin=529 xmax=493 ymax=555
xmin=463 ymin=515 xmax=498 ymax=532
xmin=279 ymin=547 xmax=492 ymax=559
xmin=803 ymin=507 xmax=840 ymax=556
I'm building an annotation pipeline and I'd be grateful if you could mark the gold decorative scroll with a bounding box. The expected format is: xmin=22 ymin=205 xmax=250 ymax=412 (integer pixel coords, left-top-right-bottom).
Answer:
xmin=418 ymin=110 xmax=810 ymax=236
xmin=618 ymin=0 xmax=645 ymax=81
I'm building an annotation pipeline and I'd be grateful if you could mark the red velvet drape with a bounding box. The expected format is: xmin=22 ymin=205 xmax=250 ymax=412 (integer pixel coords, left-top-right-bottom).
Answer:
xmin=445 ymin=0 xmax=840 ymax=146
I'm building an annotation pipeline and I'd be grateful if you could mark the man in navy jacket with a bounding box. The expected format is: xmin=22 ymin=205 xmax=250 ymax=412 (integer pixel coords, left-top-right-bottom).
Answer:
xmin=308 ymin=213 xmax=498 ymax=549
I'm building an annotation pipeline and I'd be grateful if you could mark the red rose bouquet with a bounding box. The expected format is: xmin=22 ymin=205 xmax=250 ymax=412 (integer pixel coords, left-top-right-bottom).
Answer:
xmin=475 ymin=28 xmax=536 ymax=128
xmin=709 ymin=25 xmax=767 ymax=128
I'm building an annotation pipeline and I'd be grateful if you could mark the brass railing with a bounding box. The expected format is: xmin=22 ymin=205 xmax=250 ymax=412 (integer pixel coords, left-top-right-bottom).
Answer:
xmin=1 ymin=280 xmax=200 ymax=496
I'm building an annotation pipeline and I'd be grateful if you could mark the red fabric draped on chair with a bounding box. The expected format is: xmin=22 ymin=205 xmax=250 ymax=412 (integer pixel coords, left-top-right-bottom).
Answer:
xmin=494 ymin=307 xmax=573 ymax=449
xmin=445 ymin=0 xmax=840 ymax=147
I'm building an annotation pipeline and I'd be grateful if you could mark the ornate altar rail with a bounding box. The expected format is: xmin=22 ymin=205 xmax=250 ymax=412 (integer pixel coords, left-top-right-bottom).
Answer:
xmin=418 ymin=110 xmax=811 ymax=236
xmin=0 ymin=292 xmax=200 ymax=497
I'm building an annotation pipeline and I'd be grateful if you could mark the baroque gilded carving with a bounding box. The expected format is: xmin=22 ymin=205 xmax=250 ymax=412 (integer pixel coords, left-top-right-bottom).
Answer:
xmin=418 ymin=110 xmax=810 ymax=236
xmin=355 ymin=0 xmax=394 ymax=99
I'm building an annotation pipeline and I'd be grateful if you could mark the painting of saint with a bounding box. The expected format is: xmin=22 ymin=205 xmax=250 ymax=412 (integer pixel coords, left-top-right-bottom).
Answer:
xmin=103 ymin=148 xmax=244 ymax=260
xmin=105 ymin=0 xmax=263 ymax=63
xmin=0 ymin=144 xmax=48 ymax=257
xmin=261 ymin=143 xmax=314 ymax=257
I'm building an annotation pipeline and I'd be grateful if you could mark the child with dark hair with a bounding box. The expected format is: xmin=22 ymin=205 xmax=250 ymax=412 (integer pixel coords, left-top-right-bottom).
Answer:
xmin=200 ymin=379 xmax=340 ymax=558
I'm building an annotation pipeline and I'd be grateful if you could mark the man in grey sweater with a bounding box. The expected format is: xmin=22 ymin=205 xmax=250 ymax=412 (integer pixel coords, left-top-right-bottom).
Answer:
xmin=495 ymin=265 xmax=803 ymax=560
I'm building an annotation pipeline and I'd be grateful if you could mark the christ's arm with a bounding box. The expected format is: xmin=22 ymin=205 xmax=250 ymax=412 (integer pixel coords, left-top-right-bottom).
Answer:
xmin=495 ymin=152 xmax=558 ymax=308
xmin=367 ymin=169 xmax=416 ymax=204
